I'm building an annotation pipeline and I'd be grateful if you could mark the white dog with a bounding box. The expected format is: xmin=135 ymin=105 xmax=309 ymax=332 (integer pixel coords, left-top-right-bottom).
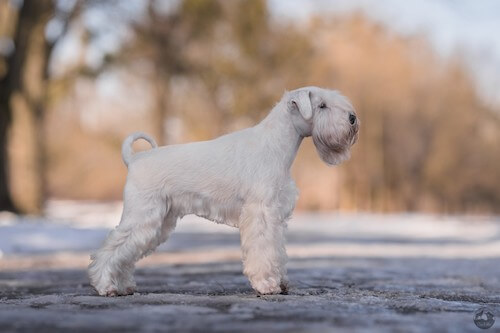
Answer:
xmin=89 ymin=86 xmax=358 ymax=296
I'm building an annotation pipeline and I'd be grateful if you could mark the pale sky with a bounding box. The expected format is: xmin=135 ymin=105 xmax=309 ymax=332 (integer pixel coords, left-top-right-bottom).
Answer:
xmin=269 ymin=0 xmax=500 ymax=106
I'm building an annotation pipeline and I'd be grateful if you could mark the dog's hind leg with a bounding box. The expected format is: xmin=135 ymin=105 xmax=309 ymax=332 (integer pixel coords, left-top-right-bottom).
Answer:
xmin=88 ymin=191 xmax=174 ymax=296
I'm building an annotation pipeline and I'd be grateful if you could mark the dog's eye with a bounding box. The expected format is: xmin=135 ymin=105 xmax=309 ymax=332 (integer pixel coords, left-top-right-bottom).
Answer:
xmin=319 ymin=102 xmax=327 ymax=109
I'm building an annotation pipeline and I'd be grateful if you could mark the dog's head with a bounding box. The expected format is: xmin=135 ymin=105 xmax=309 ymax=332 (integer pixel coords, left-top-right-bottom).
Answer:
xmin=287 ymin=86 xmax=359 ymax=165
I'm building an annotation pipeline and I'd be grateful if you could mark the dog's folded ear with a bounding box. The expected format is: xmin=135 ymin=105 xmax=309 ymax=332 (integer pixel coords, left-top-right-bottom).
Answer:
xmin=290 ymin=89 xmax=312 ymax=120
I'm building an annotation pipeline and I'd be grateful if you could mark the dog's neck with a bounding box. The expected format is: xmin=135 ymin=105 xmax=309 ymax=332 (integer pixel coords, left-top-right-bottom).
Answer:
xmin=254 ymin=103 xmax=304 ymax=171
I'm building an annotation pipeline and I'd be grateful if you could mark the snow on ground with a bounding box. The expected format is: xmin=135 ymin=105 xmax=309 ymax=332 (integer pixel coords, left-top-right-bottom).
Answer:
xmin=1 ymin=200 xmax=499 ymax=260
xmin=0 ymin=201 xmax=500 ymax=258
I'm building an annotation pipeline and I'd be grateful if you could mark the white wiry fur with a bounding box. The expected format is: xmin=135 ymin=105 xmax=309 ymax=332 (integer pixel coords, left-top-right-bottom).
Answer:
xmin=121 ymin=131 xmax=158 ymax=167
xmin=88 ymin=86 xmax=359 ymax=296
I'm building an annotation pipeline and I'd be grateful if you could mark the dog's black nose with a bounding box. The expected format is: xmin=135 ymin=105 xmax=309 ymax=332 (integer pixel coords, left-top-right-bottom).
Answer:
xmin=349 ymin=113 xmax=356 ymax=125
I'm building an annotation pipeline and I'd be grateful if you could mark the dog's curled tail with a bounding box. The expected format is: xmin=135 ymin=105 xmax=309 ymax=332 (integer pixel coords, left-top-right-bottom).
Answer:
xmin=122 ymin=132 xmax=158 ymax=167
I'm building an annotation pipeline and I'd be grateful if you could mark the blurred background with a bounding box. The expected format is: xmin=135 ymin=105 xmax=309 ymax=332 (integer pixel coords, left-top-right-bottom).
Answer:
xmin=1 ymin=0 xmax=499 ymax=216
xmin=1 ymin=2 xmax=500 ymax=330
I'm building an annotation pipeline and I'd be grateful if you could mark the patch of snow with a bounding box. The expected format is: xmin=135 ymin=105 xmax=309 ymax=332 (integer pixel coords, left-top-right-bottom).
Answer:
xmin=0 ymin=200 xmax=498 ymax=258
xmin=0 ymin=223 xmax=108 ymax=255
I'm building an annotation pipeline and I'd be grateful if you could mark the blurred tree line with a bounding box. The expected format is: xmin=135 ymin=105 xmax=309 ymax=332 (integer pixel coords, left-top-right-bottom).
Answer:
xmin=0 ymin=0 xmax=499 ymax=215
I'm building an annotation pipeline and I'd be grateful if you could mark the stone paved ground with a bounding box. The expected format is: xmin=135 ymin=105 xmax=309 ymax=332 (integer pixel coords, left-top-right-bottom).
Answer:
xmin=2 ymin=257 xmax=500 ymax=332
xmin=1 ymin=212 xmax=500 ymax=332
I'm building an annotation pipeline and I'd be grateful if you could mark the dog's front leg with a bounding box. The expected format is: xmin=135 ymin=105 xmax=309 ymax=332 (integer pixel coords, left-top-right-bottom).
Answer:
xmin=239 ymin=205 xmax=288 ymax=295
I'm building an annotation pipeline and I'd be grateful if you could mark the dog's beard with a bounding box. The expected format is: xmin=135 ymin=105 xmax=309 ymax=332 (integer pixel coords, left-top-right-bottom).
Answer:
xmin=312 ymin=123 xmax=358 ymax=166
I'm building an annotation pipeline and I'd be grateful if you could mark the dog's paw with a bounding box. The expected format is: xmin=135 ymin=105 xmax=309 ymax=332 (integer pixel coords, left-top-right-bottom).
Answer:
xmin=124 ymin=286 xmax=135 ymax=295
xmin=252 ymin=277 xmax=282 ymax=295
xmin=106 ymin=289 xmax=119 ymax=297
xmin=92 ymin=284 xmax=117 ymax=297
xmin=93 ymin=283 xmax=135 ymax=297
xmin=90 ymin=273 xmax=136 ymax=296
xmin=102 ymin=287 xmax=135 ymax=297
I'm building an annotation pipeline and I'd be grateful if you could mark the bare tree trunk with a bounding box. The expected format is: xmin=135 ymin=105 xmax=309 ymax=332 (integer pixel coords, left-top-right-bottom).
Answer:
xmin=0 ymin=106 xmax=16 ymax=212
xmin=0 ymin=0 xmax=53 ymax=213
xmin=152 ymin=72 xmax=168 ymax=145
